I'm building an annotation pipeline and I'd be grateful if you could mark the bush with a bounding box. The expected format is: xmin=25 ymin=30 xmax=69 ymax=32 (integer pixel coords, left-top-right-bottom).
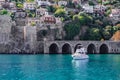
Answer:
xmin=0 ymin=9 xmax=8 ymax=15
xmin=54 ymin=8 xmax=66 ymax=17
xmin=16 ymin=2 xmax=23 ymax=8
xmin=31 ymin=22 xmax=35 ymax=26
xmin=103 ymin=1 xmax=110 ymax=5
xmin=84 ymin=28 xmax=102 ymax=40
xmin=97 ymin=0 xmax=102 ymax=4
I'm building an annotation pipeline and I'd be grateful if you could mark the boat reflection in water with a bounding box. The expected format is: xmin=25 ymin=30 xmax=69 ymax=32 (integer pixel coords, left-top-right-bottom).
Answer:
xmin=72 ymin=59 xmax=89 ymax=68
xmin=72 ymin=59 xmax=89 ymax=80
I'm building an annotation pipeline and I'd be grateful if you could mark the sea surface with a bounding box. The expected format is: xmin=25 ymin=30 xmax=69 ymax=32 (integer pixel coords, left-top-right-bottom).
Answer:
xmin=0 ymin=54 xmax=120 ymax=80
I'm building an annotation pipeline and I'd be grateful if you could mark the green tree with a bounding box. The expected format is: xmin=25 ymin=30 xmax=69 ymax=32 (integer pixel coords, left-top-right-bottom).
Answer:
xmin=85 ymin=28 xmax=102 ymax=40
xmin=73 ymin=13 xmax=93 ymax=25
xmin=54 ymin=8 xmax=66 ymax=17
xmin=47 ymin=5 xmax=56 ymax=13
xmin=64 ymin=21 xmax=81 ymax=40
xmin=103 ymin=26 xmax=112 ymax=40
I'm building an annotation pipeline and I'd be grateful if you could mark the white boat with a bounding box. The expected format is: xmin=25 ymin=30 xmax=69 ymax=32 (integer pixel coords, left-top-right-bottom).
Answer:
xmin=72 ymin=45 xmax=89 ymax=60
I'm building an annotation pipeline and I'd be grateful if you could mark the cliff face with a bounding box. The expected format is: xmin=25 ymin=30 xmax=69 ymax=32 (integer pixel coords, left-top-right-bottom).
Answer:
xmin=0 ymin=15 xmax=12 ymax=53
xmin=111 ymin=30 xmax=120 ymax=41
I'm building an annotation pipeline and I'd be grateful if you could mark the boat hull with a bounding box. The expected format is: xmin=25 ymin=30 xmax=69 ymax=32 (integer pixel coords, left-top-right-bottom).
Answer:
xmin=72 ymin=54 xmax=89 ymax=60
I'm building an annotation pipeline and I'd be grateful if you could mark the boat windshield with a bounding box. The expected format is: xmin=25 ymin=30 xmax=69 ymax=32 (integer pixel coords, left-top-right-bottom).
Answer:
xmin=77 ymin=45 xmax=83 ymax=49
xmin=75 ymin=47 xmax=86 ymax=54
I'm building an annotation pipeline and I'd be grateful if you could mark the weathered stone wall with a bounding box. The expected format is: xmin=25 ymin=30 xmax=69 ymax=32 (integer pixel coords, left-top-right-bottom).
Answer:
xmin=0 ymin=15 xmax=12 ymax=53
xmin=109 ymin=42 xmax=120 ymax=53
xmin=24 ymin=26 xmax=37 ymax=53
xmin=0 ymin=15 xmax=120 ymax=54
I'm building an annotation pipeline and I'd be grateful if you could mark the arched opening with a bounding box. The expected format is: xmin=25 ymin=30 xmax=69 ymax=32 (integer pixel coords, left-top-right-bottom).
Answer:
xmin=62 ymin=43 xmax=72 ymax=54
xmin=100 ymin=44 xmax=108 ymax=54
xmin=87 ymin=44 xmax=96 ymax=54
xmin=49 ymin=43 xmax=59 ymax=54
xmin=74 ymin=44 xmax=82 ymax=52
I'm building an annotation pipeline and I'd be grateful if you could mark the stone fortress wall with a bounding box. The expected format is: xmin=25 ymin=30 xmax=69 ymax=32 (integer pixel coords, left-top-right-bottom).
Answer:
xmin=0 ymin=15 xmax=120 ymax=54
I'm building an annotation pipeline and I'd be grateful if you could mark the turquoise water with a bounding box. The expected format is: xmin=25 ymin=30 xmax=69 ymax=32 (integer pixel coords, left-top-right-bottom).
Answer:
xmin=0 ymin=54 xmax=120 ymax=80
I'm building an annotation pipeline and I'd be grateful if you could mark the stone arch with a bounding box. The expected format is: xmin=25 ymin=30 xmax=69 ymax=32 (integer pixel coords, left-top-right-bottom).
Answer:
xmin=74 ymin=43 xmax=82 ymax=52
xmin=87 ymin=44 xmax=96 ymax=54
xmin=62 ymin=43 xmax=72 ymax=54
xmin=100 ymin=44 xmax=108 ymax=54
xmin=49 ymin=43 xmax=59 ymax=54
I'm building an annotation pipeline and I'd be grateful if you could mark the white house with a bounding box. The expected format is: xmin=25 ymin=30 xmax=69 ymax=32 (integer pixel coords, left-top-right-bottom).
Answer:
xmin=94 ymin=5 xmax=106 ymax=11
xmin=82 ymin=4 xmax=93 ymax=13
xmin=36 ymin=8 xmax=48 ymax=17
xmin=58 ymin=1 xmax=67 ymax=6
xmin=0 ymin=0 xmax=5 ymax=5
xmin=14 ymin=9 xmax=27 ymax=18
xmin=24 ymin=2 xmax=36 ymax=10
xmin=36 ymin=0 xmax=51 ymax=6
xmin=9 ymin=2 xmax=16 ymax=8
xmin=109 ymin=9 xmax=120 ymax=21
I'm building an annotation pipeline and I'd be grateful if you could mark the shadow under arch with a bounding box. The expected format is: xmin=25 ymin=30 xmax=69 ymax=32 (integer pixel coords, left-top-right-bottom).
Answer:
xmin=87 ymin=44 xmax=96 ymax=54
xmin=49 ymin=43 xmax=59 ymax=54
xmin=100 ymin=44 xmax=108 ymax=54
xmin=62 ymin=43 xmax=72 ymax=54
xmin=74 ymin=44 xmax=82 ymax=52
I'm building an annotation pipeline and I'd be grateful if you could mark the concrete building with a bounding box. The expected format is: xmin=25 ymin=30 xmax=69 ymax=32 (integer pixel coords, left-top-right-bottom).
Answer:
xmin=24 ymin=2 xmax=36 ymax=10
xmin=14 ymin=9 xmax=27 ymax=18
xmin=94 ymin=5 xmax=106 ymax=16
xmin=36 ymin=0 xmax=51 ymax=6
xmin=36 ymin=8 xmax=48 ymax=17
xmin=40 ymin=12 xmax=62 ymax=29
xmin=82 ymin=4 xmax=94 ymax=13
xmin=58 ymin=1 xmax=67 ymax=6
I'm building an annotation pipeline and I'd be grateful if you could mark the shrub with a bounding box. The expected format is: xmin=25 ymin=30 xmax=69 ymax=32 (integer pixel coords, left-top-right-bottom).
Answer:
xmin=0 ymin=9 xmax=8 ymax=15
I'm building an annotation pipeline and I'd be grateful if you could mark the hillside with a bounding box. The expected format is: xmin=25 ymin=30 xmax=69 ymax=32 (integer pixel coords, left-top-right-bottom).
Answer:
xmin=111 ymin=30 xmax=120 ymax=41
